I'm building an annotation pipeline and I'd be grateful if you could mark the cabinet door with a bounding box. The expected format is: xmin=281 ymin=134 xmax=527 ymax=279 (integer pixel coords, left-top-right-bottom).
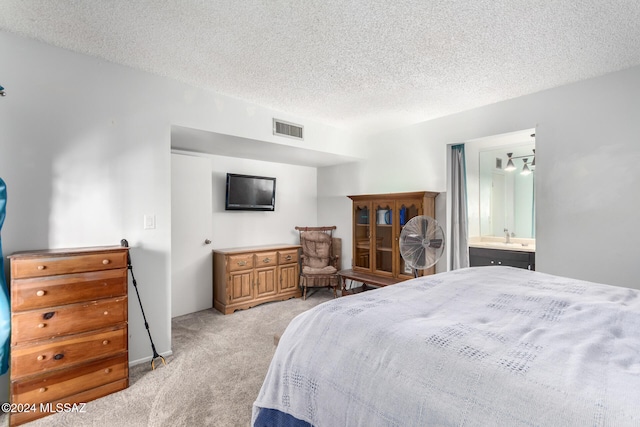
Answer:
xmin=353 ymin=201 xmax=372 ymax=271
xmin=395 ymin=198 xmax=425 ymax=279
xmin=373 ymin=200 xmax=394 ymax=277
xmin=255 ymin=267 xmax=277 ymax=298
xmin=469 ymin=247 xmax=533 ymax=270
xmin=229 ymin=270 xmax=253 ymax=304
xmin=279 ymin=264 xmax=299 ymax=292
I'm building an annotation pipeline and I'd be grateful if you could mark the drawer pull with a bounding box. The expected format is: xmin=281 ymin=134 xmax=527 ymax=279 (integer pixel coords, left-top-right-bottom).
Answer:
xmin=237 ymin=261 xmax=247 ymax=266
xmin=36 ymin=290 xmax=46 ymax=297
xmin=37 ymin=265 xmax=46 ymax=271
xmin=43 ymin=311 xmax=55 ymax=320
xmin=39 ymin=387 xmax=47 ymax=393
xmin=263 ymin=257 xmax=271 ymax=263
xmin=285 ymin=255 xmax=292 ymax=260
xmin=37 ymin=355 xmax=45 ymax=361
xmin=53 ymin=353 xmax=64 ymax=360
xmin=104 ymin=368 xmax=112 ymax=374
xmin=37 ymin=323 xmax=46 ymax=328
xmin=104 ymin=311 xmax=109 ymax=315
xmin=102 ymin=259 xmax=110 ymax=265
xmin=102 ymin=340 xmax=110 ymax=345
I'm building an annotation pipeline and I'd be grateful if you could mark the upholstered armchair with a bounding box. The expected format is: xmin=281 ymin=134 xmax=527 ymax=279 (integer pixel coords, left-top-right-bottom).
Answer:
xmin=295 ymin=226 xmax=340 ymax=299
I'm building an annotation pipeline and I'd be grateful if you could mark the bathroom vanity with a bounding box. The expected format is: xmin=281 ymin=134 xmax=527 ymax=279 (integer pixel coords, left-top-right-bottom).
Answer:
xmin=468 ymin=240 xmax=535 ymax=270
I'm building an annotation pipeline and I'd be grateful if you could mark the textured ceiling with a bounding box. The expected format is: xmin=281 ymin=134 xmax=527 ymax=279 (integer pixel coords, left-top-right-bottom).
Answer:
xmin=2 ymin=1 xmax=640 ymax=134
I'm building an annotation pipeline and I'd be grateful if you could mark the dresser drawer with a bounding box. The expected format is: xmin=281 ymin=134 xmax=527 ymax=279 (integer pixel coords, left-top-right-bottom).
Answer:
xmin=10 ymin=378 xmax=128 ymax=426
xmin=278 ymin=249 xmax=299 ymax=265
xmin=11 ymin=353 xmax=128 ymax=405
xmin=11 ymin=326 xmax=127 ymax=379
xmin=255 ymin=251 xmax=277 ymax=267
xmin=11 ymin=251 xmax=128 ymax=279
xmin=228 ymin=253 xmax=254 ymax=271
xmin=11 ymin=297 xmax=127 ymax=345
xmin=11 ymin=269 xmax=127 ymax=311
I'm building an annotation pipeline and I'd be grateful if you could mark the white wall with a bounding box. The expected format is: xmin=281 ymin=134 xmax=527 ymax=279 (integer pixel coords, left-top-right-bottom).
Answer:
xmin=0 ymin=31 xmax=353 ymax=403
xmin=204 ymin=153 xmax=318 ymax=249
xmin=317 ymin=128 xmax=449 ymax=272
xmin=319 ymin=66 xmax=640 ymax=291
xmin=170 ymin=152 xmax=317 ymax=318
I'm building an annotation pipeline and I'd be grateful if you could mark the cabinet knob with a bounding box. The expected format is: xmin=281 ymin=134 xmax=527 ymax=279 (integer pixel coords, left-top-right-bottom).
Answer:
xmin=39 ymin=387 xmax=47 ymax=393
xmin=237 ymin=261 xmax=247 ymax=266
xmin=38 ymin=323 xmax=46 ymax=328
xmin=204 ymin=239 xmax=212 ymax=245
xmin=37 ymin=265 xmax=46 ymax=271
xmin=103 ymin=340 xmax=110 ymax=345
xmin=263 ymin=257 xmax=271 ymax=263
xmin=37 ymin=355 xmax=45 ymax=361
xmin=36 ymin=290 xmax=46 ymax=297
xmin=285 ymin=255 xmax=292 ymax=260
xmin=103 ymin=311 xmax=109 ymax=315
xmin=104 ymin=368 xmax=112 ymax=374
xmin=102 ymin=259 xmax=110 ymax=265
xmin=53 ymin=353 xmax=64 ymax=360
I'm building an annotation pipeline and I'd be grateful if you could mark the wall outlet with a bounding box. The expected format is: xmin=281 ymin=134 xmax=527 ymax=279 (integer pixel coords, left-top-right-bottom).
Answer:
xmin=143 ymin=214 xmax=156 ymax=230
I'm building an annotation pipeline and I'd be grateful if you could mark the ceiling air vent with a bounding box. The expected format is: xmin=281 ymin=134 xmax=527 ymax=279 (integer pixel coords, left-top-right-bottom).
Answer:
xmin=273 ymin=119 xmax=304 ymax=140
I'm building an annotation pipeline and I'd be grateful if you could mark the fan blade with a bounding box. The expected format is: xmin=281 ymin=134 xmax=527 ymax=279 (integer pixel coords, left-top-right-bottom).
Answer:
xmin=403 ymin=234 xmax=423 ymax=245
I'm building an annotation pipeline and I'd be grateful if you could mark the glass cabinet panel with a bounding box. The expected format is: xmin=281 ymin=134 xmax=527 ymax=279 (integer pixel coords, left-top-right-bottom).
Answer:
xmin=354 ymin=203 xmax=370 ymax=269
xmin=374 ymin=201 xmax=393 ymax=275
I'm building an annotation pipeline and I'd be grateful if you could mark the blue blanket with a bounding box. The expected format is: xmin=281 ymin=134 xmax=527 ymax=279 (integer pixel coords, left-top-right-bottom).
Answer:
xmin=0 ymin=177 xmax=9 ymax=375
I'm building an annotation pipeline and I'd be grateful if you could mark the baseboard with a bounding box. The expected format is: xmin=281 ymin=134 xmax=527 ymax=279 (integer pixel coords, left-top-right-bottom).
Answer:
xmin=129 ymin=350 xmax=173 ymax=367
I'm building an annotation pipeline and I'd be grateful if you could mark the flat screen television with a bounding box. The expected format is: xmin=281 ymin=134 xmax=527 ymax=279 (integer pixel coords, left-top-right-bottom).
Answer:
xmin=225 ymin=173 xmax=276 ymax=211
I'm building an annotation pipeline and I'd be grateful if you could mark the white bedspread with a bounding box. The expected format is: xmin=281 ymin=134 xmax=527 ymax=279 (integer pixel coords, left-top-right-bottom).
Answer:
xmin=252 ymin=267 xmax=640 ymax=426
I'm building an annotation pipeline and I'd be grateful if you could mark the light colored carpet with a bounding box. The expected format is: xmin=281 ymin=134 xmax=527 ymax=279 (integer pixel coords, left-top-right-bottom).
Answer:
xmin=3 ymin=289 xmax=334 ymax=427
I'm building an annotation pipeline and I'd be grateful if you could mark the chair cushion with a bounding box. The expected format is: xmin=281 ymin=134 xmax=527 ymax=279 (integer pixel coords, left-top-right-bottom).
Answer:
xmin=302 ymin=265 xmax=338 ymax=275
xmin=301 ymin=231 xmax=332 ymax=268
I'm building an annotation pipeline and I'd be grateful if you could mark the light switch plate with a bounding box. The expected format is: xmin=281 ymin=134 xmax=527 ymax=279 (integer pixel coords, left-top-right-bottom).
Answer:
xmin=143 ymin=214 xmax=156 ymax=230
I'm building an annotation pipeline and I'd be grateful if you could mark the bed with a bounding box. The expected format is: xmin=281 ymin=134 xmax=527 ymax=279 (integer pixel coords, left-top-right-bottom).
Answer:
xmin=252 ymin=266 xmax=640 ymax=426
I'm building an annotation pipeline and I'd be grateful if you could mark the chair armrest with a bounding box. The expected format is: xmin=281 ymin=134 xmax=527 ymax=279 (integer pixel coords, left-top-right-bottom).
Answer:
xmin=330 ymin=255 xmax=340 ymax=268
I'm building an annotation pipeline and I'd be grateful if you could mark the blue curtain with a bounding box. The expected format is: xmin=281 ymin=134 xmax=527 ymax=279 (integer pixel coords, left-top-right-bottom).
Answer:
xmin=0 ymin=177 xmax=9 ymax=375
xmin=449 ymin=145 xmax=469 ymax=270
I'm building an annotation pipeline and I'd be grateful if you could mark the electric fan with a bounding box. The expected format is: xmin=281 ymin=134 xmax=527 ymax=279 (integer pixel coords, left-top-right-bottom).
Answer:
xmin=399 ymin=215 xmax=445 ymax=277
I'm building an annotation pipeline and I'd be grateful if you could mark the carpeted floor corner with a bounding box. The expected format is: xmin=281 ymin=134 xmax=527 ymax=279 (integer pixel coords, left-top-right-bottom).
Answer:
xmin=5 ymin=289 xmax=333 ymax=427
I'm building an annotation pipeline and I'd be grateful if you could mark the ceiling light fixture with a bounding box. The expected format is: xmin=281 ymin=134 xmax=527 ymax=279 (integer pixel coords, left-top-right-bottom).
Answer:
xmin=504 ymin=149 xmax=535 ymax=174
xmin=505 ymin=153 xmax=516 ymax=171
xmin=531 ymin=149 xmax=535 ymax=166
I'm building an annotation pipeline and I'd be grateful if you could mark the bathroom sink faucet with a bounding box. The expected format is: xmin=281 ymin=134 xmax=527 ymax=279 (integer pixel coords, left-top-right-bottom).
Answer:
xmin=504 ymin=228 xmax=511 ymax=244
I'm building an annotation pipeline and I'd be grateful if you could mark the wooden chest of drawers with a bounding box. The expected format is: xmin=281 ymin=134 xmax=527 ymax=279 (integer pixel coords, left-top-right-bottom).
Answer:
xmin=8 ymin=246 xmax=129 ymax=426
xmin=212 ymin=244 xmax=301 ymax=314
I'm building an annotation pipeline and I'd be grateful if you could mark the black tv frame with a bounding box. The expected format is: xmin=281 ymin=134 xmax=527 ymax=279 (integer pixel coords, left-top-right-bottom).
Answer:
xmin=225 ymin=173 xmax=276 ymax=211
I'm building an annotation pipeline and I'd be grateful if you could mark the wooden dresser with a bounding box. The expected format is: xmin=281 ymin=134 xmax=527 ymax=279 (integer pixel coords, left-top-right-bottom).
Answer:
xmin=8 ymin=246 xmax=129 ymax=426
xmin=213 ymin=244 xmax=301 ymax=314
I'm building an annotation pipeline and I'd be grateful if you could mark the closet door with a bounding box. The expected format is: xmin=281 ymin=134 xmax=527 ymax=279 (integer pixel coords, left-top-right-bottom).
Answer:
xmin=171 ymin=153 xmax=213 ymax=317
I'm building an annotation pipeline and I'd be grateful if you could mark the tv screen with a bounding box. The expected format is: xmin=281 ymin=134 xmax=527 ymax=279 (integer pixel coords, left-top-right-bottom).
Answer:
xmin=225 ymin=173 xmax=276 ymax=211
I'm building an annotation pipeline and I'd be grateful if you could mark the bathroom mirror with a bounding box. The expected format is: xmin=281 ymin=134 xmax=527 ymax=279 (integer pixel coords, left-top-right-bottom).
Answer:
xmin=479 ymin=143 xmax=535 ymax=239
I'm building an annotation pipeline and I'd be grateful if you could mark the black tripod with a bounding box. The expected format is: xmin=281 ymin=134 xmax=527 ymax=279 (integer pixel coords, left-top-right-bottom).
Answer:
xmin=121 ymin=239 xmax=166 ymax=370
